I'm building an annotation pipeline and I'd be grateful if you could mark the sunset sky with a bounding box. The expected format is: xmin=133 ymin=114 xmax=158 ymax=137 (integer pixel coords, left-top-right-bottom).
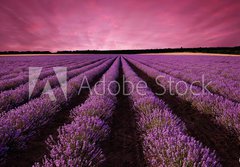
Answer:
xmin=0 ymin=0 xmax=239 ymax=51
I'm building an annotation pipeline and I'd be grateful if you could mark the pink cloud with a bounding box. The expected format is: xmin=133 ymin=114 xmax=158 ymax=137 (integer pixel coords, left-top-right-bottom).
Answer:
xmin=0 ymin=0 xmax=239 ymax=51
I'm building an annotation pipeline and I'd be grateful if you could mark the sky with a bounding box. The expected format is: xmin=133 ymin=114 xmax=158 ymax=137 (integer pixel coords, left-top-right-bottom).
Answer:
xmin=0 ymin=0 xmax=239 ymax=51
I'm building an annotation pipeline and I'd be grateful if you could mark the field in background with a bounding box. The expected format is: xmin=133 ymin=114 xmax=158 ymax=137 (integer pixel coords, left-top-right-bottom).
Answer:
xmin=140 ymin=52 xmax=240 ymax=56
xmin=0 ymin=54 xmax=239 ymax=167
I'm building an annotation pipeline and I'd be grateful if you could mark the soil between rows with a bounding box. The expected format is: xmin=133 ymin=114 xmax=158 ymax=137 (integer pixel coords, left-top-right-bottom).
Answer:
xmin=3 ymin=60 xmax=114 ymax=167
xmin=126 ymin=59 xmax=240 ymax=167
xmin=100 ymin=62 xmax=146 ymax=167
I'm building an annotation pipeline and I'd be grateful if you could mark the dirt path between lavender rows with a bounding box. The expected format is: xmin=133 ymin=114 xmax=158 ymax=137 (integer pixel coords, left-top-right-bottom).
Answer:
xmin=100 ymin=62 xmax=146 ymax=167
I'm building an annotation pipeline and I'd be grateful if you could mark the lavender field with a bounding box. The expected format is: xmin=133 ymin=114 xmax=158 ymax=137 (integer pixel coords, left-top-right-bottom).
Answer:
xmin=0 ymin=54 xmax=239 ymax=167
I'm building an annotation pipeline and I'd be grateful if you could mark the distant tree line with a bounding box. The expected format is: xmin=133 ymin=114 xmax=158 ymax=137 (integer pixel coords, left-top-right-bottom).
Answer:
xmin=0 ymin=51 xmax=51 ymax=55
xmin=0 ymin=46 xmax=239 ymax=55
xmin=56 ymin=46 xmax=240 ymax=54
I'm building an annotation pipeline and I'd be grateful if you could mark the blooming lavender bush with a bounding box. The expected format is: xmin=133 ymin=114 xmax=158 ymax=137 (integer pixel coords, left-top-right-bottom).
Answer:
xmin=34 ymin=58 xmax=120 ymax=166
xmin=130 ymin=55 xmax=240 ymax=102
xmin=0 ymin=59 xmax=114 ymax=161
xmin=0 ymin=58 xmax=107 ymax=113
xmin=36 ymin=116 xmax=109 ymax=167
xmin=0 ymin=59 xmax=79 ymax=92
xmin=122 ymin=57 xmax=221 ymax=167
xmin=126 ymin=57 xmax=240 ymax=138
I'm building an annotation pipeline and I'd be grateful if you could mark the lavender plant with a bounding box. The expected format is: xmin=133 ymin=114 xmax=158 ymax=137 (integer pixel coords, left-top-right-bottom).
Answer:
xmin=34 ymin=58 xmax=120 ymax=166
xmin=122 ymin=58 xmax=221 ymax=167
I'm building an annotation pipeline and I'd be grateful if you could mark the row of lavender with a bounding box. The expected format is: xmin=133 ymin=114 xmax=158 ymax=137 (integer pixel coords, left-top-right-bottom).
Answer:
xmin=0 ymin=58 xmax=107 ymax=113
xmin=0 ymin=58 xmax=115 ymax=162
xmin=0 ymin=55 xmax=104 ymax=79
xmin=140 ymin=55 xmax=240 ymax=82
xmin=121 ymin=57 xmax=220 ymax=166
xmin=0 ymin=57 xmax=74 ymax=79
xmin=34 ymin=58 xmax=120 ymax=166
xmin=0 ymin=56 xmax=105 ymax=92
xmin=130 ymin=55 xmax=240 ymax=102
xmin=126 ymin=57 xmax=240 ymax=140
xmin=0 ymin=58 xmax=81 ymax=80
xmin=0 ymin=56 xmax=80 ymax=84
